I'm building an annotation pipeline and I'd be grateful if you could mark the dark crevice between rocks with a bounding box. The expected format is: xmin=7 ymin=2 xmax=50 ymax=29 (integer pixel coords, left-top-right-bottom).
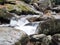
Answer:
xmin=27 ymin=18 xmax=43 ymax=22
xmin=0 ymin=2 xmax=5 ymax=5
xmin=0 ymin=1 xmax=16 ymax=5
xmin=5 ymin=1 xmax=16 ymax=5
xmin=9 ymin=10 xmax=39 ymax=15
xmin=0 ymin=17 xmax=10 ymax=24
xmin=51 ymin=9 xmax=60 ymax=13
xmin=21 ymin=0 xmax=31 ymax=4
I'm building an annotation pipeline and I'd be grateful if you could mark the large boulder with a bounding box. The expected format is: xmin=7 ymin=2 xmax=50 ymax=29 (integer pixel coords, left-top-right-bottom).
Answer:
xmin=35 ymin=0 xmax=52 ymax=11
xmin=41 ymin=35 xmax=52 ymax=45
xmin=51 ymin=34 xmax=60 ymax=45
xmin=4 ymin=1 xmax=39 ymax=15
xmin=0 ymin=27 xmax=29 ymax=45
xmin=30 ymin=34 xmax=52 ymax=45
xmin=37 ymin=15 xmax=60 ymax=35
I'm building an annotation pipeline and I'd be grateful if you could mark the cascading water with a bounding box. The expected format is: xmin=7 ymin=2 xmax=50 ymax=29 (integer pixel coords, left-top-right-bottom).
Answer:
xmin=9 ymin=15 xmax=40 ymax=35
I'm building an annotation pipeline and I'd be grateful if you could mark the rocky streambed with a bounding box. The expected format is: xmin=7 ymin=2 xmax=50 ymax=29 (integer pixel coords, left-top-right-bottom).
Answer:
xmin=0 ymin=0 xmax=60 ymax=45
xmin=0 ymin=14 xmax=60 ymax=45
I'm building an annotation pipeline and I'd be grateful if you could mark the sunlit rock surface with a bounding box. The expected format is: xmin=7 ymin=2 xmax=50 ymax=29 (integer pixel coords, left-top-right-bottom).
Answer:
xmin=0 ymin=27 xmax=29 ymax=45
xmin=4 ymin=1 xmax=40 ymax=15
xmin=0 ymin=0 xmax=40 ymax=16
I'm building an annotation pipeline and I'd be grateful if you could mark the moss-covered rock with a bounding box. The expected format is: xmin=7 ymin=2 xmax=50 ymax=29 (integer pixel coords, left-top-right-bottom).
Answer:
xmin=5 ymin=4 xmax=15 ymax=11
xmin=51 ymin=34 xmax=60 ymax=45
xmin=0 ymin=0 xmax=4 ymax=2
xmin=15 ymin=1 xmax=39 ymax=15
xmin=37 ymin=16 xmax=60 ymax=35
xmin=4 ymin=1 xmax=39 ymax=15
xmin=0 ymin=8 xmax=14 ymax=19
xmin=37 ymin=0 xmax=52 ymax=11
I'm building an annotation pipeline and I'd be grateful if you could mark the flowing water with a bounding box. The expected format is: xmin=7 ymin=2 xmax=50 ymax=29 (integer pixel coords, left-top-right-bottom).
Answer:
xmin=9 ymin=15 xmax=40 ymax=35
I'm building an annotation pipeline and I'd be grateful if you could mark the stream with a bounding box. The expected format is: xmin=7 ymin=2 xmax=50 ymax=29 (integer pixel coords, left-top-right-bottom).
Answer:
xmin=8 ymin=15 xmax=40 ymax=35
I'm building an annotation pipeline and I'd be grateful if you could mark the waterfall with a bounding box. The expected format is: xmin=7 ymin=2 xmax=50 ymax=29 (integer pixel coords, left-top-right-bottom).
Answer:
xmin=10 ymin=15 xmax=40 ymax=35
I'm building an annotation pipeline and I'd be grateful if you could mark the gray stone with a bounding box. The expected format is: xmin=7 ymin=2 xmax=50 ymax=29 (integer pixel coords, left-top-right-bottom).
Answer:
xmin=52 ymin=34 xmax=60 ymax=45
xmin=37 ymin=15 xmax=60 ymax=35
xmin=37 ymin=0 xmax=52 ymax=11
xmin=0 ymin=27 xmax=29 ymax=45
xmin=41 ymin=35 xmax=52 ymax=45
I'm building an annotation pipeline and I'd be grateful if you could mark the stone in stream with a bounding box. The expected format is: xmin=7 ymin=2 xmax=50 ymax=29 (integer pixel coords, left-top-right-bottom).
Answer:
xmin=29 ymin=34 xmax=46 ymax=45
xmin=0 ymin=27 xmax=29 ymax=45
xmin=32 ymin=0 xmax=52 ymax=12
xmin=30 ymin=34 xmax=46 ymax=42
xmin=41 ymin=35 xmax=52 ymax=45
xmin=51 ymin=34 xmax=60 ymax=45
xmin=29 ymin=34 xmax=52 ymax=45
xmin=27 ymin=17 xmax=41 ymax=22
xmin=37 ymin=15 xmax=60 ymax=35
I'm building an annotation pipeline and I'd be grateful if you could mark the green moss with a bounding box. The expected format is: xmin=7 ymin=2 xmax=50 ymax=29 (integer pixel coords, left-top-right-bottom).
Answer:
xmin=0 ymin=9 xmax=6 ymax=17
xmin=16 ymin=1 xmax=37 ymax=14
xmin=0 ymin=8 xmax=14 ymax=19
xmin=16 ymin=4 xmax=31 ymax=12
xmin=4 ymin=4 xmax=15 ymax=11
xmin=0 ymin=0 xmax=4 ymax=2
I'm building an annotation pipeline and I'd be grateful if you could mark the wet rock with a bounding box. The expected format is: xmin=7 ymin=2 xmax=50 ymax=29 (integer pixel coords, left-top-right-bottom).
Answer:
xmin=34 ymin=0 xmax=52 ymax=12
xmin=30 ymin=34 xmax=52 ymax=45
xmin=29 ymin=34 xmax=46 ymax=45
xmin=51 ymin=34 xmax=60 ymax=45
xmin=52 ymin=34 xmax=60 ymax=42
xmin=37 ymin=16 xmax=60 ymax=35
xmin=27 ymin=17 xmax=41 ymax=22
xmin=26 ymin=15 xmax=43 ymax=22
xmin=0 ymin=8 xmax=14 ymax=19
xmin=30 ymin=34 xmax=46 ymax=42
xmin=41 ymin=35 xmax=52 ymax=45
xmin=51 ymin=6 xmax=60 ymax=13
xmin=0 ymin=27 xmax=29 ymax=45
xmin=15 ymin=1 xmax=39 ymax=15
xmin=0 ymin=17 xmax=10 ymax=24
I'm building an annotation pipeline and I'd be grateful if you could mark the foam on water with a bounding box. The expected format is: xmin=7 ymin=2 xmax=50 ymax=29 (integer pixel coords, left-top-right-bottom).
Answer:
xmin=10 ymin=16 xmax=39 ymax=35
